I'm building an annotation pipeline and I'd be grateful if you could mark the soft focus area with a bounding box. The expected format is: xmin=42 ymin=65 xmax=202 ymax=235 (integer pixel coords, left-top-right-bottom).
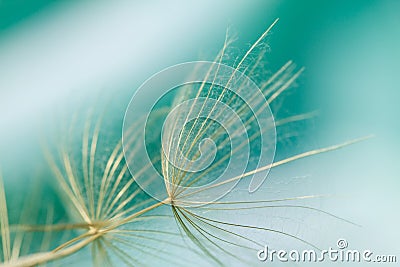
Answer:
xmin=0 ymin=1 xmax=398 ymax=266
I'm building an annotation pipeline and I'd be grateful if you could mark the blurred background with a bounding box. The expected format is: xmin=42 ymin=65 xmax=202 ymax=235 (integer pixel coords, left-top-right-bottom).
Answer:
xmin=0 ymin=0 xmax=399 ymax=265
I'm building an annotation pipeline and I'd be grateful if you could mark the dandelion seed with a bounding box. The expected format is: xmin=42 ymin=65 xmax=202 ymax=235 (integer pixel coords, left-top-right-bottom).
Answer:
xmin=0 ymin=19 xmax=371 ymax=267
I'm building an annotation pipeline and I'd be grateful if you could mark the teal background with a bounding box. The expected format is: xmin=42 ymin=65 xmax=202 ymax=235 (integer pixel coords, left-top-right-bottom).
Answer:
xmin=0 ymin=0 xmax=398 ymax=265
